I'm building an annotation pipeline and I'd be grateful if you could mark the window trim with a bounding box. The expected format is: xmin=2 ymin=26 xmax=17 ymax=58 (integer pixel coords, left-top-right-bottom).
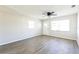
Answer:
xmin=50 ymin=19 xmax=70 ymax=32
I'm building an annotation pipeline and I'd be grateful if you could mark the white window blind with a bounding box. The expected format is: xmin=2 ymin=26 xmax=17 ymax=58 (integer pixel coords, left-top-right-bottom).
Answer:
xmin=51 ymin=20 xmax=70 ymax=31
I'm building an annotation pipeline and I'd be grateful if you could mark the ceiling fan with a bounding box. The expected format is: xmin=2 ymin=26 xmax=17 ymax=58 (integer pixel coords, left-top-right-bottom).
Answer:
xmin=71 ymin=5 xmax=76 ymax=8
xmin=42 ymin=11 xmax=57 ymax=17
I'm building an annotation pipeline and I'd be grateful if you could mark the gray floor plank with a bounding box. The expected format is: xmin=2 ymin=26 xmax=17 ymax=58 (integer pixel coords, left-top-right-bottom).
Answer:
xmin=0 ymin=35 xmax=79 ymax=54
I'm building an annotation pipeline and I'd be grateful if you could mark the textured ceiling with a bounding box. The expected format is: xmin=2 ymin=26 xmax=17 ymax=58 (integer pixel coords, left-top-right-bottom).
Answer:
xmin=4 ymin=5 xmax=79 ymax=19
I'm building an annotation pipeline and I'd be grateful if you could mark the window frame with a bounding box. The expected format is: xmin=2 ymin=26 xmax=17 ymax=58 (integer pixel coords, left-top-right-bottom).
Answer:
xmin=50 ymin=19 xmax=70 ymax=32
xmin=28 ymin=20 xmax=35 ymax=29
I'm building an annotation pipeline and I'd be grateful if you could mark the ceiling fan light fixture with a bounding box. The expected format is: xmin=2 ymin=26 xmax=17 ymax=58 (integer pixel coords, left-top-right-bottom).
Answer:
xmin=47 ymin=12 xmax=52 ymax=16
xmin=42 ymin=11 xmax=56 ymax=17
xmin=72 ymin=5 xmax=76 ymax=8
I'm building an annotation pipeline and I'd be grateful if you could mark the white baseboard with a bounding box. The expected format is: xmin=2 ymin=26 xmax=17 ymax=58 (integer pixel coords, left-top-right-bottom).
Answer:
xmin=0 ymin=34 xmax=41 ymax=46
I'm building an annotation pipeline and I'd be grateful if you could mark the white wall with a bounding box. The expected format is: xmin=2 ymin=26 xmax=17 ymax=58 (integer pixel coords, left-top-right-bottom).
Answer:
xmin=77 ymin=12 xmax=79 ymax=46
xmin=0 ymin=7 xmax=41 ymax=45
xmin=43 ymin=14 xmax=77 ymax=40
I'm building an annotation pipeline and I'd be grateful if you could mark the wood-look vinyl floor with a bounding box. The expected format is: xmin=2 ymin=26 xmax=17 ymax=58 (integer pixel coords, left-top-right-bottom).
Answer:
xmin=0 ymin=35 xmax=79 ymax=54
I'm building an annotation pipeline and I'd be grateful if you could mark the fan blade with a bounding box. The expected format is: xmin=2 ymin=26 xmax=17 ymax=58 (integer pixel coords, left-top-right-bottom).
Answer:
xmin=52 ymin=14 xmax=57 ymax=16
xmin=42 ymin=11 xmax=47 ymax=15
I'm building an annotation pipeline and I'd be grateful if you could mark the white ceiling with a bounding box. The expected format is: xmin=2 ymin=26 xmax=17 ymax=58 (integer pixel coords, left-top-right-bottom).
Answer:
xmin=5 ymin=5 xmax=79 ymax=19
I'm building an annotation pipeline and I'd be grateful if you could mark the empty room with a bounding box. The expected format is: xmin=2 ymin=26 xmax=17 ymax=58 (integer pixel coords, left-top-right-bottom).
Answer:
xmin=0 ymin=5 xmax=79 ymax=54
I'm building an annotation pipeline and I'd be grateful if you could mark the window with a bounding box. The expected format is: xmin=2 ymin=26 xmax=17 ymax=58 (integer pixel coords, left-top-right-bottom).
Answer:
xmin=51 ymin=20 xmax=70 ymax=31
xmin=28 ymin=21 xmax=35 ymax=29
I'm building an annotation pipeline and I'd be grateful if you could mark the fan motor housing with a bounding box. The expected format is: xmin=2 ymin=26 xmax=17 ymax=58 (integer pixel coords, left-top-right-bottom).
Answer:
xmin=47 ymin=12 xmax=54 ymax=16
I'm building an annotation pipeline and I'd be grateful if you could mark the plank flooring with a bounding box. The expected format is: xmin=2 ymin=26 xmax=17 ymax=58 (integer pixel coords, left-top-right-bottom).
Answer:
xmin=0 ymin=35 xmax=79 ymax=54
